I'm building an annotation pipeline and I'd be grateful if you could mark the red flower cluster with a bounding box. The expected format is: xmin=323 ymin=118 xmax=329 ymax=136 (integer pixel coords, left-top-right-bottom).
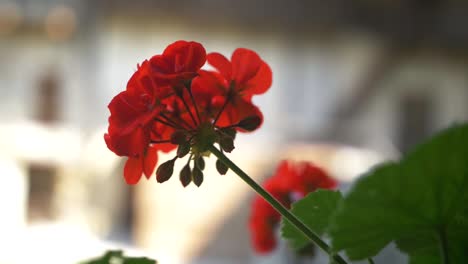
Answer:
xmin=104 ymin=41 xmax=272 ymax=185
xmin=249 ymin=160 xmax=337 ymax=253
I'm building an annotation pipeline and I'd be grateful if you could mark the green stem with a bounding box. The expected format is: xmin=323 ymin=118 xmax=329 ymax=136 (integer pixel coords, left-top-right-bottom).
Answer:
xmin=368 ymin=257 xmax=375 ymax=264
xmin=209 ymin=145 xmax=348 ymax=264
xmin=179 ymin=95 xmax=199 ymax=127
xmin=213 ymin=93 xmax=232 ymax=126
xmin=187 ymin=87 xmax=202 ymax=124
xmin=438 ymin=227 xmax=450 ymax=264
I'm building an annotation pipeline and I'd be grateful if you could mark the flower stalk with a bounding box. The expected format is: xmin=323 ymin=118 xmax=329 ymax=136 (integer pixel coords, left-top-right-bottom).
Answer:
xmin=439 ymin=227 xmax=450 ymax=264
xmin=209 ymin=145 xmax=348 ymax=264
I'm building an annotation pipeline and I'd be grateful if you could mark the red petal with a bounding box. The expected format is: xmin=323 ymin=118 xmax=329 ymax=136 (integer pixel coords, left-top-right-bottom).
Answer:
xmin=129 ymin=126 xmax=150 ymax=156
xmin=249 ymin=202 xmax=278 ymax=253
xmin=149 ymin=55 xmax=171 ymax=74
xmin=211 ymin=95 xmax=226 ymax=109
xmin=245 ymin=61 xmax=272 ymax=98
xmin=216 ymin=98 xmax=264 ymax=132
xmin=163 ymin=40 xmax=206 ymax=73
xmin=160 ymin=143 xmax=176 ymax=153
xmin=192 ymin=70 xmax=226 ymax=103
xmin=104 ymin=133 xmax=116 ymax=153
xmin=252 ymin=231 xmax=277 ymax=254
xmin=127 ymin=60 xmax=155 ymax=97
xmin=124 ymin=157 xmax=143 ymax=184
xmin=231 ymin=48 xmax=262 ymax=86
xmin=107 ymin=91 xmax=142 ymax=128
xmin=184 ymin=41 xmax=207 ymax=72
xmin=207 ymin=52 xmax=232 ymax=80
xmin=270 ymin=160 xmax=296 ymax=191
xmin=303 ymin=163 xmax=337 ymax=190
xmin=143 ymin=146 xmax=158 ymax=179
xmin=151 ymin=122 xmax=177 ymax=153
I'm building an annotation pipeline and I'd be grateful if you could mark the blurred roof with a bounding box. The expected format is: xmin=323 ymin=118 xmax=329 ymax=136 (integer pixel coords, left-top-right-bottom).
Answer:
xmin=97 ymin=0 xmax=468 ymax=48
xmin=5 ymin=0 xmax=468 ymax=48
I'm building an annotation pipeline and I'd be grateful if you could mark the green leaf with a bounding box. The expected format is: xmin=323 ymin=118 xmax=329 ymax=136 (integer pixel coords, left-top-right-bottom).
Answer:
xmin=281 ymin=189 xmax=343 ymax=251
xmin=409 ymin=254 xmax=440 ymax=264
xmin=329 ymin=124 xmax=468 ymax=262
xmin=396 ymin=232 xmax=440 ymax=264
xmin=80 ymin=250 xmax=157 ymax=264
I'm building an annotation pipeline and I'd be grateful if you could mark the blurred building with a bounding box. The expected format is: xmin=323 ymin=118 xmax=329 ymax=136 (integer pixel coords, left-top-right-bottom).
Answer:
xmin=1 ymin=0 xmax=468 ymax=263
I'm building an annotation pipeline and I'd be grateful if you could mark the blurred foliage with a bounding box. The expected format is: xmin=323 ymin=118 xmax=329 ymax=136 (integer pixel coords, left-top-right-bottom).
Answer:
xmin=283 ymin=123 xmax=468 ymax=263
xmin=281 ymin=190 xmax=342 ymax=251
xmin=79 ymin=250 xmax=157 ymax=264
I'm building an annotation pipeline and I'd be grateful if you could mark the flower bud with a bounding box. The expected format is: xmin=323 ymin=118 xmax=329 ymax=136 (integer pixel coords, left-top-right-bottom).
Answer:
xmin=177 ymin=142 xmax=191 ymax=158
xmin=221 ymin=127 xmax=237 ymax=140
xmin=219 ymin=135 xmax=235 ymax=153
xmin=237 ymin=116 xmax=261 ymax=131
xmin=216 ymin=159 xmax=229 ymax=175
xmin=192 ymin=167 xmax=204 ymax=187
xmin=195 ymin=156 xmax=205 ymax=170
xmin=179 ymin=164 xmax=192 ymax=187
xmin=171 ymin=130 xmax=187 ymax=145
xmin=156 ymin=158 xmax=176 ymax=183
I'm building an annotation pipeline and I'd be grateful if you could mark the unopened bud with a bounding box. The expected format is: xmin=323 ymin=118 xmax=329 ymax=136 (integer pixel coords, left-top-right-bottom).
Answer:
xmin=195 ymin=156 xmax=205 ymax=170
xmin=237 ymin=116 xmax=261 ymax=131
xmin=219 ymin=135 xmax=235 ymax=153
xmin=192 ymin=167 xmax=204 ymax=187
xmin=179 ymin=164 xmax=192 ymax=187
xmin=177 ymin=142 xmax=191 ymax=158
xmin=221 ymin=128 xmax=237 ymax=140
xmin=156 ymin=158 xmax=176 ymax=183
xmin=171 ymin=130 xmax=187 ymax=145
xmin=216 ymin=159 xmax=229 ymax=175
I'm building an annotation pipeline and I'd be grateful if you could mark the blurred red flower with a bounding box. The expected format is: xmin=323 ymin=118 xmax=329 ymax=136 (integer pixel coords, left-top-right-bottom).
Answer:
xmin=249 ymin=160 xmax=337 ymax=253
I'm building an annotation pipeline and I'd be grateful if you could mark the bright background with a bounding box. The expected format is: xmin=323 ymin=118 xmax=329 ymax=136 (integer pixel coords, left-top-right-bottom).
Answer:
xmin=1 ymin=1 xmax=468 ymax=263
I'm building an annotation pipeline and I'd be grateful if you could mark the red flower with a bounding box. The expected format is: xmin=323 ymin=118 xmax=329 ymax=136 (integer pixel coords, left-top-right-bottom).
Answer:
xmin=149 ymin=40 xmax=206 ymax=87
xmin=192 ymin=48 xmax=272 ymax=129
xmin=249 ymin=160 xmax=338 ymax=254
xmin=207 ymin=48 xmax=272 ymax=100
xmin=105 ymin=41 xmax=271 ymax=185
xmin=123 ymin=145 xmax=158 ymax=185
xmin=104 ymin=61 xmax=163 ymax=158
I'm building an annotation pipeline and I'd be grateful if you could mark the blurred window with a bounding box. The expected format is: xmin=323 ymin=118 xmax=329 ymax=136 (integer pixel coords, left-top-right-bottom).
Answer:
xmin=27 ymin=164 xmax=57 ymax=221
xmin=36 ymin=70 xmax=61 ymax=123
